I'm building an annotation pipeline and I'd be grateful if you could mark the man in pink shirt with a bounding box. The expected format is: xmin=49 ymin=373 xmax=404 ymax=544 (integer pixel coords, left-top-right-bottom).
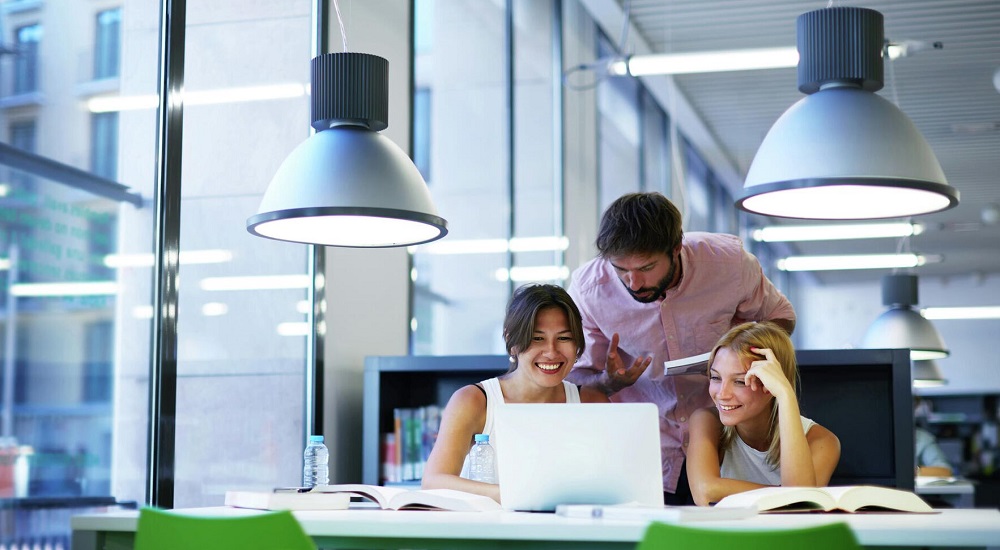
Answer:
xmin=567 ymin=192 xmax=795 ymax=505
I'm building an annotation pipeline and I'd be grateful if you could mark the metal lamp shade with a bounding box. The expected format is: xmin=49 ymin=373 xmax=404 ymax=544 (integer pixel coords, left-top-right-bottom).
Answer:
xmin=247 ymin=126 xmax=447 ymax=247
xmin=739 ymin=87 xmax=958 ymax=219
xmin=737 ymin=6 xmax=958 ymax=220
xmin=861 ymin=306 xmax=949 ymax=360
xmin=912 ymin=359 xmax=946 ymax=388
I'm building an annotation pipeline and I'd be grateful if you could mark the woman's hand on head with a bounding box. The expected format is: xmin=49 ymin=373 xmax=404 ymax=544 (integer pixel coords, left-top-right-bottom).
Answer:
xmin=744 ymin=347 xmax=793 ymax=401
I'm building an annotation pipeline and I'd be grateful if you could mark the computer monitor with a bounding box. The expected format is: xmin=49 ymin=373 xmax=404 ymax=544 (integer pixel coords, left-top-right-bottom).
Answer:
xmin=796 ymin=348 xmax=914 ymax=491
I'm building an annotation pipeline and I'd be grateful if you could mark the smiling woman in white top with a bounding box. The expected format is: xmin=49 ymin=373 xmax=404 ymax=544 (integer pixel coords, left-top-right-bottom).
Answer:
xmin=686 ymin=321 xmax=841 ymax=506
xmin=421 ymin=284 xmax=608 ymax=503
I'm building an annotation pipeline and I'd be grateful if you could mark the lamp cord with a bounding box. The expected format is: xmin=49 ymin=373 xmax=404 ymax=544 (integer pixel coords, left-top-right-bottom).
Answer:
xmin=332 ymin=0 xmax=347 ymax=52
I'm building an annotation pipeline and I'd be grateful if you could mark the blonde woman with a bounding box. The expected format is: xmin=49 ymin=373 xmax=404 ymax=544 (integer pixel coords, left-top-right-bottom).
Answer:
xmin=687 ymin=322 xmax=840 ymax=506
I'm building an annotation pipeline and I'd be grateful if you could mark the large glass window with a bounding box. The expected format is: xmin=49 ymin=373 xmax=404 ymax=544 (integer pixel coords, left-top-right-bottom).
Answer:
xmin=596 ymin=35 xmax=640 ymax=213
xmin=411 ymin=0 xmax=513 ymax=356
xmin=93 ymin=8 xmax=122 ymax=80
xmin=170 ymin=1 xmax=312 ymax=508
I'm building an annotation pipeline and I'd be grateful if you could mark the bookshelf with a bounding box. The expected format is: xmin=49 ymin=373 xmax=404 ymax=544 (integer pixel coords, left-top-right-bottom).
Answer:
xmin=362 ymin=355 xmax=508 ymax=486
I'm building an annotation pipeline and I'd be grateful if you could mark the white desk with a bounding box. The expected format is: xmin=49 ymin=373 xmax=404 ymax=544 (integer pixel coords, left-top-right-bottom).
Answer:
xmin=916 ymin=477 xmax=977 ymax=508
xmin=72 ymin=506 xmax=1000 ymax=550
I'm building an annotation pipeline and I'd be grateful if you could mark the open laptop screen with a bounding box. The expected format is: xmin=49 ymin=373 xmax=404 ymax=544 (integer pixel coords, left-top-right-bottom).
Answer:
xmin=494 ymin=403 xmax=663 ymax=511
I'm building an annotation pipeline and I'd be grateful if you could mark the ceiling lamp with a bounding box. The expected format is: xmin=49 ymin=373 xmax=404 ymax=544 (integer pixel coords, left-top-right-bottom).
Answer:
xmin=247 ymin=53 xmax=448 ymax=247
xmin=861 ymin=274 xmax=948 ymax=360
xmin=912 ymin=360 xmax=947 ymax=388
xmin=737 ymin=7 xmax=959 ymax=220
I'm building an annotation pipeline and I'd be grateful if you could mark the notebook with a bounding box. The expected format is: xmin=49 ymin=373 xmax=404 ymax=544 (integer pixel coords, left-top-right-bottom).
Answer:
xmin=494 ymin=402 xmax=663 ymax=512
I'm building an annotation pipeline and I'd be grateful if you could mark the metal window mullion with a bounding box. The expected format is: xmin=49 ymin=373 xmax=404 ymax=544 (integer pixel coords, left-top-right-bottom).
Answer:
xmin=147 ymin=0 xmax=186 ymax=509
xmin=552 ymin=0 xmax=564 ymax=273
xmin=505 ymin=0 xmax=515 ymax=294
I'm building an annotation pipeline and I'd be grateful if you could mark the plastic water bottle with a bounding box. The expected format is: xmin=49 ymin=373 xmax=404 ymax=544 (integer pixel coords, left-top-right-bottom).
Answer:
xmin=468 ymin=433 xmax=497 ymax=483
xmin=302 ymin=435 xmax=329 ymax=488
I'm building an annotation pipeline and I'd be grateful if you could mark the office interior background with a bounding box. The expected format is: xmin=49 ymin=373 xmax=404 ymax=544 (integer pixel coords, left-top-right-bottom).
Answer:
xmin=0 ymin=0 xmax=997 ymax=545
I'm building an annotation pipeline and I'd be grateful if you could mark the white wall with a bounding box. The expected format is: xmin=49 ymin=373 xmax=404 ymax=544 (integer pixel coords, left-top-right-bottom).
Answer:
xmin=796 ymin=274 xmax=1000 ymax=395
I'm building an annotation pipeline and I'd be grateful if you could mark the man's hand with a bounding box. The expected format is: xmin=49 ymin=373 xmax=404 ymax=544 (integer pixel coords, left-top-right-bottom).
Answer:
xmin=603 ymin=333 xmax=652 ymax=394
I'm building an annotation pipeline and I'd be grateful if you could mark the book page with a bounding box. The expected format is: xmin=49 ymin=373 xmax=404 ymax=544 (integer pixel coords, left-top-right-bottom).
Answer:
xmin=824 ymin=485 xmax=934 ymax=513
xmin=714 ymin=486 xmax=834 ymax=512
xmin=390 ymin=489 xmax=502 ymax=512
xmin=311 ymin=484 xmax=410 ymax=509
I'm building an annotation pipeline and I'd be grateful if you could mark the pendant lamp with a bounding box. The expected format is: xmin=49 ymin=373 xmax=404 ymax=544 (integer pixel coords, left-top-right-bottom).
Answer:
xmin=912 ymin=360 xmax=946 ymax=388
xmin=247 ymin=53 xmax=448 ymax=247
xmin=861 ymin=274 xmax=948 ymax=360
xmin=737 ymin=7 xmax=959 ymax=220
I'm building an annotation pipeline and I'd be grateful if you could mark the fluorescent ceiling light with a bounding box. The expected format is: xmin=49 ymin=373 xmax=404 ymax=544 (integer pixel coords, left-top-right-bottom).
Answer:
xmin=0 ymin=258 xmax=9 ymax=271
xmin=104 ymin=249 xmax=234 ymax=268
xmin=494 ymin=265 xmax=570 ymax=282
xmin=921 ymin=306 xmax=1000 ymax=320
xmin=776 ymin=253 xmax=930 ymax=271
xmin=87 ymin=83 xmax=307 ymax=113
xmin=201 ymin=302 xmax=229 ymax=317
xmin=608 ymin=47 xmax=798 ymax=76
xmin=752 ymin=222 xmax=923 ymax=242
xmin=277 ymin=322 xmax=310 ymax=336
xmin=413 ymin=236 xmax=569 ymax=255
xmin=11 ymin=281 xmax=117 ymax=297
xmin=200 ymin=274 xmax=310 ymax=291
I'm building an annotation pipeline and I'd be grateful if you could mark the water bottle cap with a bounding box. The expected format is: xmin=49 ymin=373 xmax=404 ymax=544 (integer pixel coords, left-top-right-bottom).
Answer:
xmin=309 ymin=435 xmax=324 ymax=443
xmin=474 ymin=433 xmax=489 ymax=442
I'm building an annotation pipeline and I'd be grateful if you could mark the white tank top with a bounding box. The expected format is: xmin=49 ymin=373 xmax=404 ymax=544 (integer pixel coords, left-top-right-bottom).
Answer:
xmin=459 ymin=377 xmax=581 ymax=479
xmin=719 ymin=415 xmax=816 ymax=486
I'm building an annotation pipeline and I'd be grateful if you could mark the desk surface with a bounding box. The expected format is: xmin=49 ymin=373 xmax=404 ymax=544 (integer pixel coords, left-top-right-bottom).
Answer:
xmin=72 ymin=506 xmax=1000 ymax=549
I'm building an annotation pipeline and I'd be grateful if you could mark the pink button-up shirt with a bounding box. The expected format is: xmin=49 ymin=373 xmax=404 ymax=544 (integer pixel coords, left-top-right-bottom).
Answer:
xmin=567 ymin=232 xmax=796 ymax=493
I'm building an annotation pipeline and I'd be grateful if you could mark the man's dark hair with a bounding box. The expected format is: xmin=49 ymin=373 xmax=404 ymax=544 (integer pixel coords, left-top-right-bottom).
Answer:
xmin=503 ymin=284 xmax=585 ymax=373
xmin=596 ymin=192 xmax=684 ymax=258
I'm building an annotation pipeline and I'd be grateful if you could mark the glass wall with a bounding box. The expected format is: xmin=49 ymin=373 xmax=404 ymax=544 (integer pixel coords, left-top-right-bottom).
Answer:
xmin=0 ymin=0 xmax=314 ymax=542
xmin=411 ymin=0 xmax=563 ymax=356
xmin=0 ymin=0 xmax=152 ymax=546
xmin=169 ymin=0 xmax=312 ymax=508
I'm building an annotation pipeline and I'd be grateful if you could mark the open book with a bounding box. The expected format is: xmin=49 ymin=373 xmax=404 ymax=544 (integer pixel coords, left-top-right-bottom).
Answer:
xmin=714 ymin=485 xmax=935 ymax=513
xmin=663 ymin=352 xmax=711 ymax=376
xmin=308 ymin=484 xmax=502 ymax=512
xmin=225 ymin=490 xmax=350 ymax=511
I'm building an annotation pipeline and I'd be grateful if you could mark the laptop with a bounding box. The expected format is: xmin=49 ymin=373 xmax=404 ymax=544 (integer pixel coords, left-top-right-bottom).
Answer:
xmin=493 ymin=402 xmax=663 ymax=511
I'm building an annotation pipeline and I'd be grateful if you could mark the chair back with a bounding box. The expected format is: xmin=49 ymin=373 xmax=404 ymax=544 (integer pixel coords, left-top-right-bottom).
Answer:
xmin=134 ymin=507 xmax=316 ymax=550
xmin=637 ymin=520 xmax=861 ymax=550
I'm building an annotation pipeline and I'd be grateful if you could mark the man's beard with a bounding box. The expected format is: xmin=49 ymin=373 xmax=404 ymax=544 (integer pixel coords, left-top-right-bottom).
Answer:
xmin=624 ymin=258 xmax=677 ymax=304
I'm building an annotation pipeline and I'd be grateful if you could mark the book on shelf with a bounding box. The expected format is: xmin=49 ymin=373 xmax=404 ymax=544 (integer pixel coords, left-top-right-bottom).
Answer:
xmin=224 ymin=490 xmax=350 ymax=511
xmin=714 ymin=485 xmax=936 ymax=513
xmin=309 ymin=483 xmax=502 ymax=512
xmin=663 ymin=352 xmax=711 ymax=376
xmin=555 ymin=503 xmax=757 ymax=522
xmin=386 ymin=404 xmax=441 ymax=484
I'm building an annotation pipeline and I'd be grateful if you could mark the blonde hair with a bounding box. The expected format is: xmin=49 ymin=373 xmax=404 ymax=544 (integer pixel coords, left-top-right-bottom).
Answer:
xmin=706 ymin=321 xmax=797 ymax=466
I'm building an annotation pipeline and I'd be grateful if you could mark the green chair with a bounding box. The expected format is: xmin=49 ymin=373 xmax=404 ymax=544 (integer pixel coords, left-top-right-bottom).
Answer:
xmin=134 ymin=506 xmax=316 ymax=550
xmin=637 ymin=520 xmax=861 ymax=550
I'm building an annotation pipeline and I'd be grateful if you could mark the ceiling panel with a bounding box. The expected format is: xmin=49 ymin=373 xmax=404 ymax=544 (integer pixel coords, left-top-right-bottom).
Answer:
xmin=596 ymin=0 xmax=1000 ymax=285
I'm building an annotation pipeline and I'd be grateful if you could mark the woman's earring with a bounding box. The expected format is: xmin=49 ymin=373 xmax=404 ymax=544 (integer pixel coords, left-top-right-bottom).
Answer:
xmin=509 ymin=355 xmax=516 ymax=363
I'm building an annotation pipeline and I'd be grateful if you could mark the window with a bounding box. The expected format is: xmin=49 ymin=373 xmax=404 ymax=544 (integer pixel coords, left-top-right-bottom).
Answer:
xmin=90 ymin=112 xmax=118 ymax=180
xmin=93 ymin=8 xmax=121 ymax=80
xmin=13 ymin=23 xmax=41 ymax=94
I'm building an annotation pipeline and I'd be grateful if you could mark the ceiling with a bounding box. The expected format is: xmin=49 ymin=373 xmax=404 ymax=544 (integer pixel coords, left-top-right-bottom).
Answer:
xmin=584 ymin=0 xmax=1000 ymax=285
